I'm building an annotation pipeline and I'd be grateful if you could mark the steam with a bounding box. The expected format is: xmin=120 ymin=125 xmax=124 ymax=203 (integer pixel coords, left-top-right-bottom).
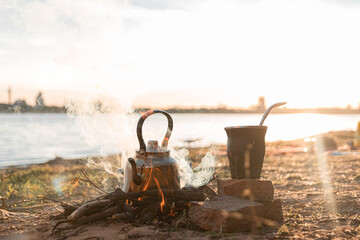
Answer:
xmin=65 ymin=96 xmax=217 ymax=190
xmin=66 ymin=95 xmax=137 ymax=189
xmin=173 ymin=148 xmax=216 ymax=188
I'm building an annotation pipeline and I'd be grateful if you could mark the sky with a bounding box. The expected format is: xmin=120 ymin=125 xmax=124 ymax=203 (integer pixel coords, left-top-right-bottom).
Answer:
xmin=1 ymin=0 xmax=360 ymax=109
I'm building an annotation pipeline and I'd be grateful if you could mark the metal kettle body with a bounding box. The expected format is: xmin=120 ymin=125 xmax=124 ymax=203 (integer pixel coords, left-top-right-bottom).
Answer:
xmin=128 ymin=110 xmax=180 ymax=192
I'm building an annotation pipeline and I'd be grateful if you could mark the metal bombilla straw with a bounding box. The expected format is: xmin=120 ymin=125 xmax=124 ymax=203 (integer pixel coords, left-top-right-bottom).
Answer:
xmin=259 ymin=102 xmax=287 ymax=126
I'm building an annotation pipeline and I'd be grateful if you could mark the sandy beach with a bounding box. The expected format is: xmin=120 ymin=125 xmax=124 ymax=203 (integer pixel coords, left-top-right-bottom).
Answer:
xmin=1 ymin=130 xmax=360 ymax=239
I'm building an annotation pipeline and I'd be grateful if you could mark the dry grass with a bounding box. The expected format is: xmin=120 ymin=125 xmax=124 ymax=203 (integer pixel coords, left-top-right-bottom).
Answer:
xmin=0 ymin=160 xmax=118 ymax=211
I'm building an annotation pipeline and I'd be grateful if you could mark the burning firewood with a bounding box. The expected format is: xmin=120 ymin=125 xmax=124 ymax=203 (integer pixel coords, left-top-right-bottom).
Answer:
xmin=52 ymin=186 xmax=214 ymax=235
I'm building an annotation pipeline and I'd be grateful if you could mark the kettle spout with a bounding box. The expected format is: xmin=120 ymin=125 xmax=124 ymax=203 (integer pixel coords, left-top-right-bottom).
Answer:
xmin=128 ymin=158 xmax=143 ymax=185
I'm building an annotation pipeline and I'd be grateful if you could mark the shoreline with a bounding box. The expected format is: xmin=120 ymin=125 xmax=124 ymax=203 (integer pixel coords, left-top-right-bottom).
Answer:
xmin=0 ymin=154 xmax=119 ymax=172
xmin=2 ymin=110 xmax=360 ymax=115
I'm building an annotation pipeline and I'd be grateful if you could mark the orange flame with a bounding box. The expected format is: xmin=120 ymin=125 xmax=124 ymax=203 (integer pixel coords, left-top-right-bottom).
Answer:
xmin=154 ymin=177 xmax=166 ymax=214
xmin=142 ymin=167 xmax=153 ymax=192
xmin=170 ymin=202 xmax=176 ymax=216
xmin=154 ymin=167 xmax=169 ymax=186
xmin=138 ymin=162 xmax=154 ymax=201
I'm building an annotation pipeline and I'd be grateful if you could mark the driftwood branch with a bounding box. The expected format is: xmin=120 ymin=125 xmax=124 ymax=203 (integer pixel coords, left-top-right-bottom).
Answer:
xmin=52 ymin=219 xmax=69 ymax=235
xmin=68 ymin=199 xmax=111 ymax=222
xmin=80 ymin=169 xmax=108 ymax=194
xmin=74 ymin=206 xmax=122 ymax=225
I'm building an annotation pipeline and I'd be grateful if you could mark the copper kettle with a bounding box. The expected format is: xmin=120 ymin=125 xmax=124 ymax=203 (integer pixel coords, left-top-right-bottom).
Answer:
xmin=128 ymin=110 xmax=180 ymax=192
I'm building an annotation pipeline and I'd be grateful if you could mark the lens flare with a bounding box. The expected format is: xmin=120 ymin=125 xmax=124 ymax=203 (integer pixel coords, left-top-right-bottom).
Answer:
xmin=315 ymin=138 xmax=338 ymax=215
xmin=52 ymin=177 xmax=64 ymax=196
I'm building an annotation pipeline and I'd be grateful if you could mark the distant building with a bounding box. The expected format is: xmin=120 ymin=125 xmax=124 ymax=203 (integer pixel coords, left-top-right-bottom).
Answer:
xmin=8 ymin=87 xmax=12 ymax=105
xmin=35 ymin=92 xmax=45 ymax=108
xmin=12 ymin=99 xmax=30 ymax=112
xmin=257 ymin=96 xmax=266 ymax=112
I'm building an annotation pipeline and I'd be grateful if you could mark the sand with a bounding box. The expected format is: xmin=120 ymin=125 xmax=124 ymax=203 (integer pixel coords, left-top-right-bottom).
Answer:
xmin=1 ymin=131 xmax=360 ymax=239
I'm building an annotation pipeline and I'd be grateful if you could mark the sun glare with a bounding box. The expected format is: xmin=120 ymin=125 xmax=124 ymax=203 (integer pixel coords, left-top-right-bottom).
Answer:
xmin=1 ymin=0 xmax=360 ymax=109
xmin=315 ymin=139 xmax=338 ymax=216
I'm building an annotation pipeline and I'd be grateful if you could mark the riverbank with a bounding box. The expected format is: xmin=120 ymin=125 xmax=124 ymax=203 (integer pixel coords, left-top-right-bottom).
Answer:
xmin=2 ymin=102 xmax=360 ymax=114
xmin=1 ymin=131 xmax=360 ymax=239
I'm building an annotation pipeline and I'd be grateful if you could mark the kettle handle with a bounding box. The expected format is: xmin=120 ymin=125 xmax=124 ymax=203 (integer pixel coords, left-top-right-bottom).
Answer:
xmin=137 ymin=110 xmax=173 ymax=155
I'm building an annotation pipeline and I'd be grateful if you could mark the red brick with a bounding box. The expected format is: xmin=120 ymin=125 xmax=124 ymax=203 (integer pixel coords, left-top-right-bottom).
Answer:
xmin=217 ymin=178 xmax=274 ymax=202
xmin=188 ymin=195 xmax=264 ymax=233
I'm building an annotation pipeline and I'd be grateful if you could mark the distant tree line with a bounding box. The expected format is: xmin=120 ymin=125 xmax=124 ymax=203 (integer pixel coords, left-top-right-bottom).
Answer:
xmin=1 ymin=92 xmax=360 ymax=114
xmin=134 ymin=107 xmax=360 ymax=114
xmin=0 ymin=91 xmax=66 ymax=113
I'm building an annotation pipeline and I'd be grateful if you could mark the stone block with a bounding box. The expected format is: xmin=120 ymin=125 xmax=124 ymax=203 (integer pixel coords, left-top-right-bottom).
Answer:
xmin=188 ymin=195 xmax=264 ymax=233
xmin=261 ymin=199 xmax=283 ymax=222
xmin=217 ymin=178 xmax=274 ymax=202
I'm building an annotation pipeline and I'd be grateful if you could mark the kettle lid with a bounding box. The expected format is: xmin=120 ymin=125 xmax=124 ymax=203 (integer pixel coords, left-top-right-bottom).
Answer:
xmin=146 ymin=140 xmax=170 ymax=154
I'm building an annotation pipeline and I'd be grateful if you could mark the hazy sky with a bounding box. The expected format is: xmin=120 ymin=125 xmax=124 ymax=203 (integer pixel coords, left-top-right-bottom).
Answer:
xmin=1 ymin=0 xmax=360 ymax=108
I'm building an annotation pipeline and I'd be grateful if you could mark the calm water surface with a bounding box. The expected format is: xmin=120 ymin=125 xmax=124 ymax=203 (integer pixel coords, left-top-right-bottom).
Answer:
xmin=1 ymin=113 xmax=359 ymax=168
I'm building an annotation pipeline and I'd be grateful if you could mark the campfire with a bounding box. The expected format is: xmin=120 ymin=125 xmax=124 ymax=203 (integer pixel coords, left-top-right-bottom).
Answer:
xmin=51 ymin=183 xmax=215 ymax=235
xmin=52 ymin=110 xmax=217 ymax=235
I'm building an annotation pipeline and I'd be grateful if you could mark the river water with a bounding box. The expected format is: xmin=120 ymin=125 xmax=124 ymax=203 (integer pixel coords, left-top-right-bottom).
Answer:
xmin=1 ymin=113 xmax=359 ymax=168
